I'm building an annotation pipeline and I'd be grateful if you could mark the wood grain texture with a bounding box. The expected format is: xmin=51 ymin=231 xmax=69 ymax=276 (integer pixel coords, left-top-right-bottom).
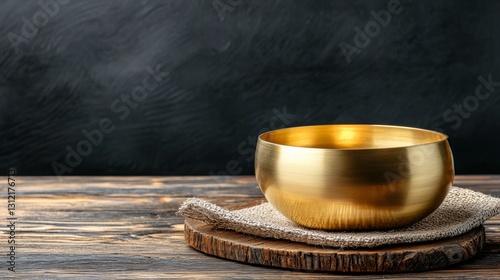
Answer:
xmin=184 ymin=213 xmax=485 ymax=273
xmin=2 ymin=175 xmax=499 ymax=279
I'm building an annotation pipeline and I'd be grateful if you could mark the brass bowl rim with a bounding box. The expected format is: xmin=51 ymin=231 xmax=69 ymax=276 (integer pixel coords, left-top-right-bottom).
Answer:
xmin=258 ymin=124 xmax=449 ymax=151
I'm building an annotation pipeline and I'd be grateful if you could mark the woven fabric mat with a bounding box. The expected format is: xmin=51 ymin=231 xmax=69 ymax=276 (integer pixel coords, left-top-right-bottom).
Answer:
xmin=178 ymin=187 xmax=500 ymax=248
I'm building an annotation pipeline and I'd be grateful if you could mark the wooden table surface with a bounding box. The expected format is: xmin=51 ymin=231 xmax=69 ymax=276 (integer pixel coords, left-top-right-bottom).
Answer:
xmin=4 ymin=175 xmax=500 ymax=279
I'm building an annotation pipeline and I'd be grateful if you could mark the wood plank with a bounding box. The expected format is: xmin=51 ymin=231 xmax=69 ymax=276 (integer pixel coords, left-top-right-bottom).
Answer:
xmin=2 ymin=176 xmax=499 ymax=278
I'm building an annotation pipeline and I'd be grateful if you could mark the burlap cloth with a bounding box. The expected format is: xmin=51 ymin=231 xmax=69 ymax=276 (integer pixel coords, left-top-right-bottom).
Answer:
xmin=178 ymin=186 xmax=500 ymax=248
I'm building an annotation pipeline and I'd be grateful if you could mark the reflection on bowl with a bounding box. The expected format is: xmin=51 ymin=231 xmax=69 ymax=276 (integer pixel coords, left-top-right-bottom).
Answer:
xmin=255 ymin=124 xmax=454 ymax=230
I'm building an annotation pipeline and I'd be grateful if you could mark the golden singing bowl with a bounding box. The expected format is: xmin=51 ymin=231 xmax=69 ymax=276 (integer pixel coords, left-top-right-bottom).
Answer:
xmin=255 ymin=124 xmax=454 ymax=230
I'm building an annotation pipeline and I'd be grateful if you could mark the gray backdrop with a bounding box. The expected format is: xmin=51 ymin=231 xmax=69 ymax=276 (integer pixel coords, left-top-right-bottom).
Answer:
xmin=0 ymin=0 xmax=499 ymax=175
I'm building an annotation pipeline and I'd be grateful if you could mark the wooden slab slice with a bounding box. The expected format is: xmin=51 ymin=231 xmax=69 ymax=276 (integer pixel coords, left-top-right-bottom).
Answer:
xmin=184 ymin=200 xmax=485 ymax=273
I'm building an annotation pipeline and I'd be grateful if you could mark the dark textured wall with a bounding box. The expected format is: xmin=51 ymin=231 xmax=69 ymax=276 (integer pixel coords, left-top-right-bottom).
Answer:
xmin=0 ymin=0 xmax=499 ymax=175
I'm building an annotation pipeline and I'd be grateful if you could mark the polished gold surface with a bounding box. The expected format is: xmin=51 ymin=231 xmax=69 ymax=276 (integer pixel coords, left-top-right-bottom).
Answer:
xmin=255 ymin=124 xmax=454 ymax=230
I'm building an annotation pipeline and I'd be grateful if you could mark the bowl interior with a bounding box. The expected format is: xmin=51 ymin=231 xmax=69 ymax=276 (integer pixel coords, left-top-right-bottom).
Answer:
xmin=259 ymin=124 xmax=447 ymax=150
